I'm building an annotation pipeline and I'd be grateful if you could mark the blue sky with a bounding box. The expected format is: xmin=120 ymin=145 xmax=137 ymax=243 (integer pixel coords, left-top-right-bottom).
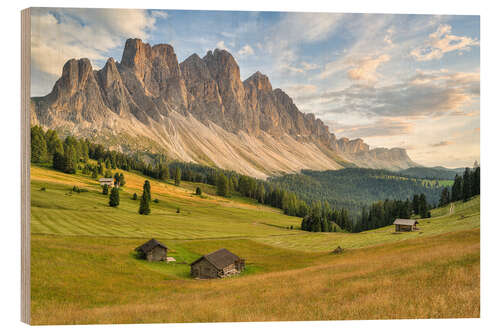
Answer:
xmin=30 ymin=8 xmax=480 ymax=168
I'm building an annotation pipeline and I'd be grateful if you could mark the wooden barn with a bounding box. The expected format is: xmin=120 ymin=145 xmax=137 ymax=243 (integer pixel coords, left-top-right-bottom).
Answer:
xmin=135 ymin=238 xmax=168 ymax=262
xmin=98 ymin=177 xmax=115 ymax=187
xmin=393 ymin=219 xmax=419 ymax=232
xmin=190 ymin=248 xmax=245 ymax=279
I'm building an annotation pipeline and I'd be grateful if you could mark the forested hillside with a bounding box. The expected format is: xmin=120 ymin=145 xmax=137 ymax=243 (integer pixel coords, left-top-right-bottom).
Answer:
xmin=269 ymin=168 xmax=444 ymax=213
xmin=399 ymin=166 xmax=466 ymax=180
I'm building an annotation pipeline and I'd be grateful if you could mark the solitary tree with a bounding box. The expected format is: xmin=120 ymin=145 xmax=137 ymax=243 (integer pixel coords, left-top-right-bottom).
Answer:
xmin=109 ymin=187 xmax=120 ymax=207
xmin=195 ymin=187 xmax=202 ymax=195
xmin=139 ymin=180 xmax=151 ymax=215
xmin=138 ymin=191 xmax=151 ymax=215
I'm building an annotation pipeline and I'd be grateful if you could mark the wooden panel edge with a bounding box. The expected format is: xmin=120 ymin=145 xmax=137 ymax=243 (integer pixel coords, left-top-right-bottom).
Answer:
xmin=20 ymin=7 xmax=31 ymax=325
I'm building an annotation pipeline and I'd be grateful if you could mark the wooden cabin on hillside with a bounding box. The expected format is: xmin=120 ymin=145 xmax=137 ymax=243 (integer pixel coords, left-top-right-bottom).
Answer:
xmin=98 ymin=178 xmax=115 ymax=187
xmin=135 ymin=238 xmax=168 ymax=262
xmin=393 ymin=219 xmax=419 ymax=232
xmin=190 ymin=248 xmax=245 ymax=279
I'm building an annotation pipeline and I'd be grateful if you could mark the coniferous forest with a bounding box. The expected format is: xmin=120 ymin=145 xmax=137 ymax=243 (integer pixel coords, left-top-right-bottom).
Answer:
xmin=30 ymin=126 xmax=478 ymax=235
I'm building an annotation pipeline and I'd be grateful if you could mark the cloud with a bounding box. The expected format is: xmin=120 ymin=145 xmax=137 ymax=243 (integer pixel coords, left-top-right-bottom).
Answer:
xmin=151 ymin=10 xmax=168 ymax=19
xmin=431 ymin=140 xmax=454 ymax=147
xmin=326 ymin=118 xmax=414 ymax=138
xmin=216 ymin=40 xmax=230 ymax=51
xmin=282 ymin=84 xmax=318 ymax=98
xmin=309 ymin=70 xmax=479 ymax=118
xmin=31 ymin=8 xmax=157 ymax=95
xmin=238 ymin=44 xmax=255 ymax=57
xmin=347 ymin=54 xmax=391 ymax=81
xmin=411 ymin=24 xmax=479 ymax=61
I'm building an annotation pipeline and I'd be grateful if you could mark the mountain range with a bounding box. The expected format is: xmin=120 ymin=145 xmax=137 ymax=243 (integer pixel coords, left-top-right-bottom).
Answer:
xmin=31 ymin=38 xmax=418 ymax=178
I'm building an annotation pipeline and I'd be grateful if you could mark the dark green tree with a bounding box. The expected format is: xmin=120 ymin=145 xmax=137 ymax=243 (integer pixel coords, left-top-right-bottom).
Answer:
xmin=195 ymin=187 xmax=202 ymax=195
xmin=216 ymin=173 xmax=229 ymax=197
xmin=175 ymin=167 xmax=181 ymax=186
xmin=102 ymin=184 xmax=109 ymax=195
xmin=31 ymin=126 xmax=48 ymax=163
xmin=462 ymin=167 xmax=472 ymax=202
xmin=109 ymin=187 xmax=120 ymax=207
xmin=119 ymin=173 xmax=126 ymax=187
xmin=439 ymin=187 xmax=450 ymax=207
xmin=63 ymin=145 xmax=77 ymax=174
xmin=143 ymin=180 xmax=151 ymax=202
xmin=138 ymin=191 xmax=151 ymax=215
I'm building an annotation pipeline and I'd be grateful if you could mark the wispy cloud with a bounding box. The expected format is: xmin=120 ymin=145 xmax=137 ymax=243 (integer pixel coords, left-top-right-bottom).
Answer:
xmin=411 ymin=24 xmax=479 ymax=61
xmin=431 ymin=140 xmax=454 ymax=147
xmin=238 ymin=44 xmax=255 ymax=57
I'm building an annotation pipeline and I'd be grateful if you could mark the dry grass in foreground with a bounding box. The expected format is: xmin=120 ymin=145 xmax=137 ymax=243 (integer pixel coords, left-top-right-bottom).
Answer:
xmin=31 ymin=229 xmax=479 ymax=324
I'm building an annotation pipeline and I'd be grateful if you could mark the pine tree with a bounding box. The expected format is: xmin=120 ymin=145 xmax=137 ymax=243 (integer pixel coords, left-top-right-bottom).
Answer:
xmin=439 ymin=187 xmax=450 ymax=207
xmin=216 ymin=173 xmax=229 ymax=196
xmin=195 ymin=187 xmax=202 ymax=195
xmin=462 ymin=167 xmax=472 ymax=202
xmin=31 ymin=126 xmax=48 ymax=163
xmin=472 ymin=166 xmax=480 ymax=196
xmin=419 ymin=193 xmax=430 ymax=218
xmin=139 ymin=191 xmax=151 ymax=215
xmin=412 ymin=194 xmax=420 ymax=215
xmin=175 ymin=167 xmax=181 ymax=186
xmin=114 ymin=172 xmax=120 ymax=187
xmin=119 ymin=173 xmax=126 ymax=187
xmin=143 ymin=180 xmax=151 ymax=202
xmin=63 ymin=145 xmax=77 ymax=174
xmin=109 ymin=187 xmax=120 ymax=207
xmin=139 ymin=180 xmax=151 ymax=215
xmin=102 ymin=184 xmax=109 ymax=195
xmin=451 ymin=174 xmax=463 ymax=202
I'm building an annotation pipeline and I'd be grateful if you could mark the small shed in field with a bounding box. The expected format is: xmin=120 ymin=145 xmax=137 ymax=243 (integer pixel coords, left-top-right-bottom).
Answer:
xmin=190 ymin=248 xmax=245 ymax=279
xmin=393 ymin=219 xmax=419 ymax=232
xmin=135 ymin=238 xmax=168 ymax=262
xmin=99 ymin=178 xmax=115 ymax=187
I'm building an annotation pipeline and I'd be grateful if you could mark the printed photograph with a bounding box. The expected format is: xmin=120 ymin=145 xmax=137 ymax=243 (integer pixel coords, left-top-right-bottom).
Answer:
xmin=28 ymin=8 xmax=480 ymax=324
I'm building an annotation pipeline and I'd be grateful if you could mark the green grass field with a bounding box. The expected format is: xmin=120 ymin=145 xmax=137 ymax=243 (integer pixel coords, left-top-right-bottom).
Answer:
xmin=29 ymin=164 xmax=480 ymax=324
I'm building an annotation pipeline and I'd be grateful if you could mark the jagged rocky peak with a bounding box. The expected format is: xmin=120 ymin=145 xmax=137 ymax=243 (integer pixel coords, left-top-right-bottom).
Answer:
xmin=98 ymin=58 xmax=121 ymax=88
xmin=55 ymin=58 xmax=94 ymax=95
xmin=180 ymin=53 xmax=213 ymax=82
xmin=120 ymin=38 xmax=152 ymax=70
xmin=244 ymin=71 xmax=273 ymax=93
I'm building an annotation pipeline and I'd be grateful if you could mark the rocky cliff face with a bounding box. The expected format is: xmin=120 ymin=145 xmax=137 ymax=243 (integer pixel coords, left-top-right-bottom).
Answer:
xmin=31 ymin=38 xmax=418 ymax=178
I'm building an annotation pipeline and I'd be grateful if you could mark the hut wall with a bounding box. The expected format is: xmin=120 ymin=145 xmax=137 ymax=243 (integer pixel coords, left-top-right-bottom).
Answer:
xmin=191 ymin=259 xmax=219 ymax=279
xmin=146 ymin=246 xmax=167 ymax=261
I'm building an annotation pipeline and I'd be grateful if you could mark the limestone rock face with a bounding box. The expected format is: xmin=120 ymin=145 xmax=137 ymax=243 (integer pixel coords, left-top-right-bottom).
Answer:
xmin=30 ymin=38 xmax=418 ymax=177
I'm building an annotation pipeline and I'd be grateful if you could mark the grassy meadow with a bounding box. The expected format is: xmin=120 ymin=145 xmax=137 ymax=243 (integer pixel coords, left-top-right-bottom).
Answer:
xmin=30 ymin=164 xmax=480 ymax=324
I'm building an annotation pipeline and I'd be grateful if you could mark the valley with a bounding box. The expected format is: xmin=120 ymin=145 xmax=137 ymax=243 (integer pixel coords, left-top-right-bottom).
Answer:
xmin=30 ymin=164 xmax=480 ymax=324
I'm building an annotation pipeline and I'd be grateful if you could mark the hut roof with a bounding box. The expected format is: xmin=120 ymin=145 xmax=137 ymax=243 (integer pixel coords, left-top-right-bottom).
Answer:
xmin=99 ymin=178 xmax=114 ymax=182
xmin=191 ymin=248 xmax=240 ymax=270
xmin=135 ymin=238 xmax=168 ymax=253
xmin=393 ymin=219 xmax=418 ymax=226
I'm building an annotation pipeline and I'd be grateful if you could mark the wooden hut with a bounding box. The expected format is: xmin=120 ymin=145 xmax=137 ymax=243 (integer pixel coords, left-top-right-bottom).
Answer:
xmin=98 ymin=177 xmax=115 ymax=187
xmin=393 ymin=219 xmax=419 ymax=232
xmin=135 ymin=238 xmax=168 ymax=262
xmin=190 ymin=248 xmax=245 ymax=279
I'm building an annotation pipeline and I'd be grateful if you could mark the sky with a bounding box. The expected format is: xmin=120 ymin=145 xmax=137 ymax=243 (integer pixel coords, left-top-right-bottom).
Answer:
xmin=30 ymin=8 xmax=480 ymax=168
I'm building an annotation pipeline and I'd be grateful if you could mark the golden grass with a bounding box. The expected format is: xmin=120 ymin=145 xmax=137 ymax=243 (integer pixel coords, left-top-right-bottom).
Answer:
xmin=31 ymin=229 xmax=479 ymax=324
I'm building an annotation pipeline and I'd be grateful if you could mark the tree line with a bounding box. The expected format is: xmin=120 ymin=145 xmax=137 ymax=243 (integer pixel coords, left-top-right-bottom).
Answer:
xmin=438 ymin=165 xmax=480 ymax=207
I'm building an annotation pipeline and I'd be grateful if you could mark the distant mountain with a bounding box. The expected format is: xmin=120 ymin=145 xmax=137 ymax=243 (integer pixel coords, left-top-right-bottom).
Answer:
xmin=399 ymin=166 xmax=465 ymax=180
xmin=31 ymin=38 xmax=418 ymax=178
